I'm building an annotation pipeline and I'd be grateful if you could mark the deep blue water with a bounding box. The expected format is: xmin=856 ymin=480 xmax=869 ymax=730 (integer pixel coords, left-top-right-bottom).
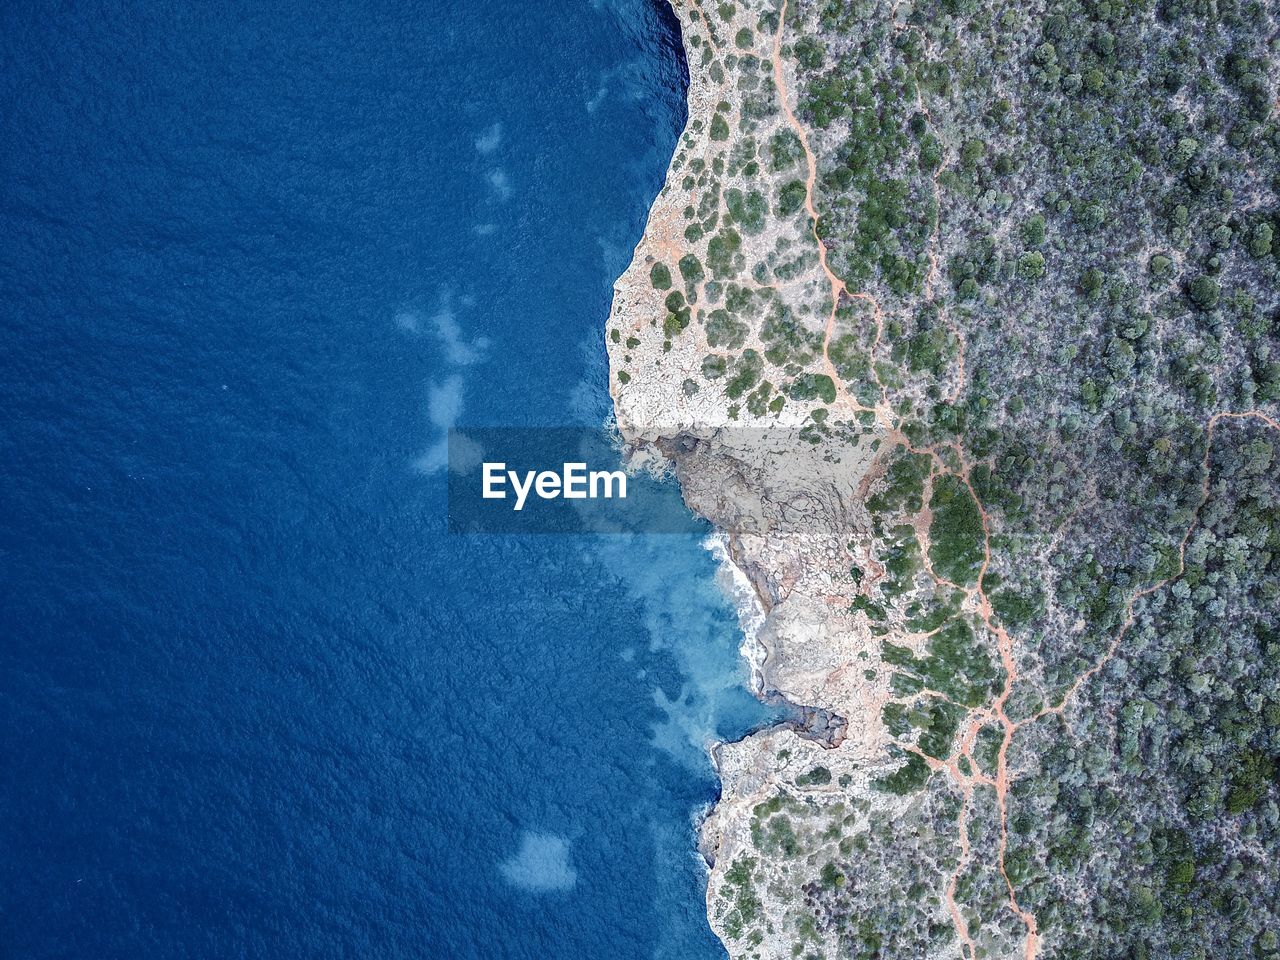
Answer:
xmin=0 ymin=2 xmax=772 ymax=958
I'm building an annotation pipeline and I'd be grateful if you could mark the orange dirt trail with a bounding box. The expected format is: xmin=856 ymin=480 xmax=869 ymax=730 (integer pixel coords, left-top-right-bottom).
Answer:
xmin=762 ymin=4 xmax=1280 ymax=957
xmin=905 ymin=410 xmax=1279 ymax=959
xmin=771 ymin=0 xmax=888 ymax=424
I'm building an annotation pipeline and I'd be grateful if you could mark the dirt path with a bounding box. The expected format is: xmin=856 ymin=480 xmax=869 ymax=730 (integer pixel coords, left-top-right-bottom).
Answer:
xmin=898 ymin=408 xmax=1280 ymax=958
xmin=763 ymin=5 xmax=1279 ymax=956
xmin=772 ymin=5 xmax=966 ymax=424
xmin=771 ymin=0 xmax=889 ymax=425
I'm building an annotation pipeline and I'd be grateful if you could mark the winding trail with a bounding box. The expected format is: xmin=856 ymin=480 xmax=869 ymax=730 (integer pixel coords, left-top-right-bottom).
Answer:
xmin=1032 ymin=409 xmax=1280 ymax=721
xmin=762 ymin=4 xmax=1279 ymax=956
xmin=767 ymin=2 xmax=1014 ymax=949
xmin=771 ymin=0 xmax=889 ymax=425
xmin=901 ymin=409 xmax=1280 ymax=958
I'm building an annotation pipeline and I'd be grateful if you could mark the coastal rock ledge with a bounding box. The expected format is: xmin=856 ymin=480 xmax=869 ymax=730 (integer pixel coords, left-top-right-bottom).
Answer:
xmin=607 ymin=2 xmax=915 ymax=957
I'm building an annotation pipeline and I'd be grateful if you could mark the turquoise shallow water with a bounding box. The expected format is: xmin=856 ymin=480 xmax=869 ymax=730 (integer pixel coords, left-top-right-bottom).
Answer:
xmin=0 ymin=1 xmax=773 ymax=957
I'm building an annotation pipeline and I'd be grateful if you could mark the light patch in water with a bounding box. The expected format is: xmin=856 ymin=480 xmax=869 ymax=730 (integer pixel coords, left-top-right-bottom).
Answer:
xmin=474 ymin=122 xmax=502 ymax=154
xmin=499 ymin=831 xmax=577 ymax=893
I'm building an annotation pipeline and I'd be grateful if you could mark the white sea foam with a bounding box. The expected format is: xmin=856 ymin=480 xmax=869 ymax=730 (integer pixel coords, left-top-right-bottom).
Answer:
xmin=703 ymin=533 xmax=767 ymax=695
xmin=427 ymin=303 xmax=488 ymax=366
xmin=486 ymin=168 xmax=512 ymax=200
xmin=498 ymin=831 xmax=577 ymax=893
xmin=412 ymin=376 xmax=464 ymax=474
xmin=589 ymin=523 xmax=767 ymax=771
xmin=474 ymin=122 xmax=502 ymax=154
xmin=407 ymin=292 xmax=492 ymax=474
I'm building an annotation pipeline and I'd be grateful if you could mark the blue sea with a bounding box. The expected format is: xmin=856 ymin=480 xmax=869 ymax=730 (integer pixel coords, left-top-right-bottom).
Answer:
xmin=0 ymin=2 xmax=773 ymax=957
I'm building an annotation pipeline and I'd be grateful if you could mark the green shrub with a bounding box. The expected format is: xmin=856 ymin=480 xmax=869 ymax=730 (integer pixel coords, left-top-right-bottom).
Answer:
xmin=678 ymin=254 xmax=704 ymax=283
xmin=1017 ymin=251 xmax=1046 ymax=280
xmin=788 ymin=373 xmax=837 ymax=404
xmin=776 ymin=179 xmax=807 ymax=216
xmin=928 ymin=475 xmax=985 ymax=585
xmin=1188 ymin=275 xmax=1220 ymax=310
